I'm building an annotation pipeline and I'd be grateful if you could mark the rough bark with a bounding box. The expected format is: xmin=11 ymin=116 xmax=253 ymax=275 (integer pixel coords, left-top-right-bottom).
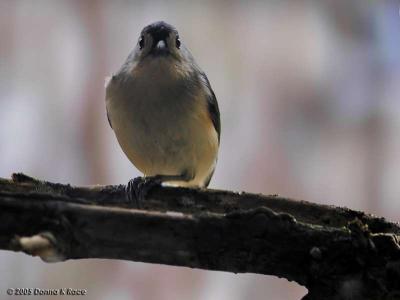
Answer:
xmin=0 ymin=173 xmax=399 ymax=299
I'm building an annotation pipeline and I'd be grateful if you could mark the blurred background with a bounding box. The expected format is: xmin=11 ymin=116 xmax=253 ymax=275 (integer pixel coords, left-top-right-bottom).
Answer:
xmin=1 ymin=0 xmax=399 ymax=299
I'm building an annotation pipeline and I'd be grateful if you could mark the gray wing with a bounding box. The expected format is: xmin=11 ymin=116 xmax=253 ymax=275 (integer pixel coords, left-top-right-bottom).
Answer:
xmin=201 ymin=73 xmax=220 ymax=143
xmin=200 ymin=73 xmax=220 ymax=187
xmin=107 ymin=109 xmax=113 ymax=129
xmin=105 ymin=75 xmax=118 ymax=129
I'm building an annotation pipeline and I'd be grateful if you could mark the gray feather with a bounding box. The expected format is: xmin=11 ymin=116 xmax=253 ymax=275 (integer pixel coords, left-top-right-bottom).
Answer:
xmin=107 ymin=109 xmax=113 ymax=129
xmin=200 ymin=72 xmax=220 ymax=143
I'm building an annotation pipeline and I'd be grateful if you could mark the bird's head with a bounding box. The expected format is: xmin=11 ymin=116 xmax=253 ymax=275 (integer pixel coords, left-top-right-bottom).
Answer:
xmin=133 ymin=22 xmax=189 ymax=62
xmin=126 ymin=21 xmax=198 ymax=80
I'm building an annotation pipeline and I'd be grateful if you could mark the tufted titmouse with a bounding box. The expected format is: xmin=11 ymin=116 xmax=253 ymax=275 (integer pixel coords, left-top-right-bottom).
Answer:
xmin=105 ymin=21 xmax=220 ymax=201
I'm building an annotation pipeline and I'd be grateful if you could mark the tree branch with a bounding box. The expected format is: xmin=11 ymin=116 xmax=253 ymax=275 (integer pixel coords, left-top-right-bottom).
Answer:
xmin=1 ymin=173 xmax=399 ymax=299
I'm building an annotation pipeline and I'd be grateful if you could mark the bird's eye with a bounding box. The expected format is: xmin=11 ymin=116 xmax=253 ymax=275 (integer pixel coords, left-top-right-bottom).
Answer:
xmin=139 ymin=36 xmax=145 ymax=49
xmin=176 ymin=36 xmax=181 ymax=49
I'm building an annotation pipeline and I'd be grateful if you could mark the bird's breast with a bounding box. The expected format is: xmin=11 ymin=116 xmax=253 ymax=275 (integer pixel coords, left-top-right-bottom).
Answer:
xmin=106 ymin=74 xmax=218 ymax=185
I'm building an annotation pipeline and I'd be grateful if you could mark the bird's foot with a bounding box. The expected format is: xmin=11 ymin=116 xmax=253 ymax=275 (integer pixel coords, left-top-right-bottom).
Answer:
xmin=126 ymin=176 xmax=162 ymax=208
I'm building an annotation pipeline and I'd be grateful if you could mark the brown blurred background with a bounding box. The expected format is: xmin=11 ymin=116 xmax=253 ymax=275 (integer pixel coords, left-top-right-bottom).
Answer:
xmin=1 ymin=0 xmax=400 ymax=299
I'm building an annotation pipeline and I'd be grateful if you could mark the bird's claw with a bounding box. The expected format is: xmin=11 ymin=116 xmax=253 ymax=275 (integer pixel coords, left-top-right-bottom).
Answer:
xmin=126 ymin=176 xmax=162 ymax=208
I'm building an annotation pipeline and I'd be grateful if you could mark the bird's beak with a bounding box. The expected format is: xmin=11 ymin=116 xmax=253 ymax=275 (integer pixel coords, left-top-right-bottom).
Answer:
xmin=156 ymin=40 xmax=166 ymax=50
xmin=150 ymin=39 xmax=169 ymax=56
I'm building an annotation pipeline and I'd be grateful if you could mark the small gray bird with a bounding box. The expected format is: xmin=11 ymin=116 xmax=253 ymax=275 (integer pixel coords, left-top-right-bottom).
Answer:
xmin=105 ymin=21 xmax=220 ymax=200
